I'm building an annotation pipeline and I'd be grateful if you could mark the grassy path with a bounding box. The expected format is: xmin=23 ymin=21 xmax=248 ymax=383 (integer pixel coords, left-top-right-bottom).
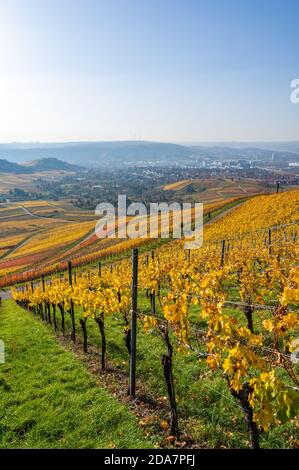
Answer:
xmin=0 ymin=300 xmax=153 ymax=449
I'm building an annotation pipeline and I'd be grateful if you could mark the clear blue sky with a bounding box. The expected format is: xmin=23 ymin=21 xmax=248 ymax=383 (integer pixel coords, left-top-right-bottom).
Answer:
xmin=0 ymin=0 xmax=298 ymax=142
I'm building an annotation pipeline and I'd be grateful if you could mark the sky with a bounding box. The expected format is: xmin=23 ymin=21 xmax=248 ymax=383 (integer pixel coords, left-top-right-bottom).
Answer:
xmin=0 ymin=0 xmax=298 ymax=143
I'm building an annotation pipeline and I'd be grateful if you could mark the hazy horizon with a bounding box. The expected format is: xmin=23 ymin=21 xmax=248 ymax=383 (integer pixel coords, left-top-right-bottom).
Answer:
xmin=1 ymin=139 xmax=299 ymax=146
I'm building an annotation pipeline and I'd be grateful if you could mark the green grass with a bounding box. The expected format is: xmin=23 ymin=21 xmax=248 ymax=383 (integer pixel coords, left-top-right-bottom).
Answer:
xmin=0 ymin=300 xmax=154 ymax=449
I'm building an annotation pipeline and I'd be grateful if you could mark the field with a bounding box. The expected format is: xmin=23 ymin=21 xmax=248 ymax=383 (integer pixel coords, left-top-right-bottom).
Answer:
xmin=0 ymin=200 xmax=98 ymax=278
xmin=163 ymin=177 xmax=274 ymax=205
xmin=0 ymin=235 xmax=26 ymax=257
xmin=20 ymin=200 xmax=98 ymax=221
xmin=0 ymin=193 xmax=247 ymax=284
xmin=0 ymin=185 xmax=296 ymax=285
xmin=164 ymin=180 xmax=191 ymax=191
xmin=1 ymin=189 xmax=298 ymax=449
xmin=0 ymin=171 xmax=75 ymax=194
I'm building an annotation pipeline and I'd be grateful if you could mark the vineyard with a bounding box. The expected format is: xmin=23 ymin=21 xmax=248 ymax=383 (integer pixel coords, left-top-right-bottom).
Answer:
xmin=163 ymin=177 xmax=273 ymax=203
xmin=0 ymin=196 xmax=246 ymax=287
xmin=8 ymin=189 xmax=299 ymax=449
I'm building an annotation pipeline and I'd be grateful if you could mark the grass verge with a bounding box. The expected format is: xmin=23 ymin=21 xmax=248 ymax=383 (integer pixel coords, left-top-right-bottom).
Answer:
xmin=0 ymin=300 xmax=154 ymax=449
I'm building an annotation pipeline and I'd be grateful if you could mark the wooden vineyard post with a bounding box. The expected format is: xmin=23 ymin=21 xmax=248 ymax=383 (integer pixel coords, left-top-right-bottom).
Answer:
xmin=145 ymin=255 xmax=149 ymax=298
xmin=149 ymin=249 xmax=157 ymax=310
xmin=150 ymin=250 xmax=156 ymax=314
xmin=268 ymin=228 xmax=272 ymax=255
xmin=221 ymin=239 xmax=226 ymax=266
xmin=41 ymin=275 xmax=46 ymax=321
xmin=276 ymin=182 xmax=280 ymax=193
xmin=151 ymin=290 xmax=156 ymax=315
xmin=68 ymin=261 xmax=76 ymax=343
xmin=46 ymin=277 xmax=52 ymax=325
xmin=98 ymin=261 xmax=102 ymax=278
xmin=129 ymin=248 xmax=139 ymax=398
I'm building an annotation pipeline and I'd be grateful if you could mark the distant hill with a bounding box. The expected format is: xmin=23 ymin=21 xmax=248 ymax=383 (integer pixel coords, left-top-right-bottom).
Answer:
xmin=0 ymin=157 xmax=80 ymax=174
xmin=192 ymin=141 xmax=299 ymax=155
xmin=0 ymin=141 xmax=196 ymax=166
xmin=0 ymin=159 xmax=29 ymax=174
xmin=0 ymin=141 xmax=298 ymax=167
xmin=188 ymin=145 xmax=299 ymax=162
xmin=23 ymin=158 xmax=81 ymax=172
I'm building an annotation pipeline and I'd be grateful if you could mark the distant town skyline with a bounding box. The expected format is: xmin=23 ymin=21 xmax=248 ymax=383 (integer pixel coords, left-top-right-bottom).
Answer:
xmin=0 ymin=0 xmax=298 ymax=143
